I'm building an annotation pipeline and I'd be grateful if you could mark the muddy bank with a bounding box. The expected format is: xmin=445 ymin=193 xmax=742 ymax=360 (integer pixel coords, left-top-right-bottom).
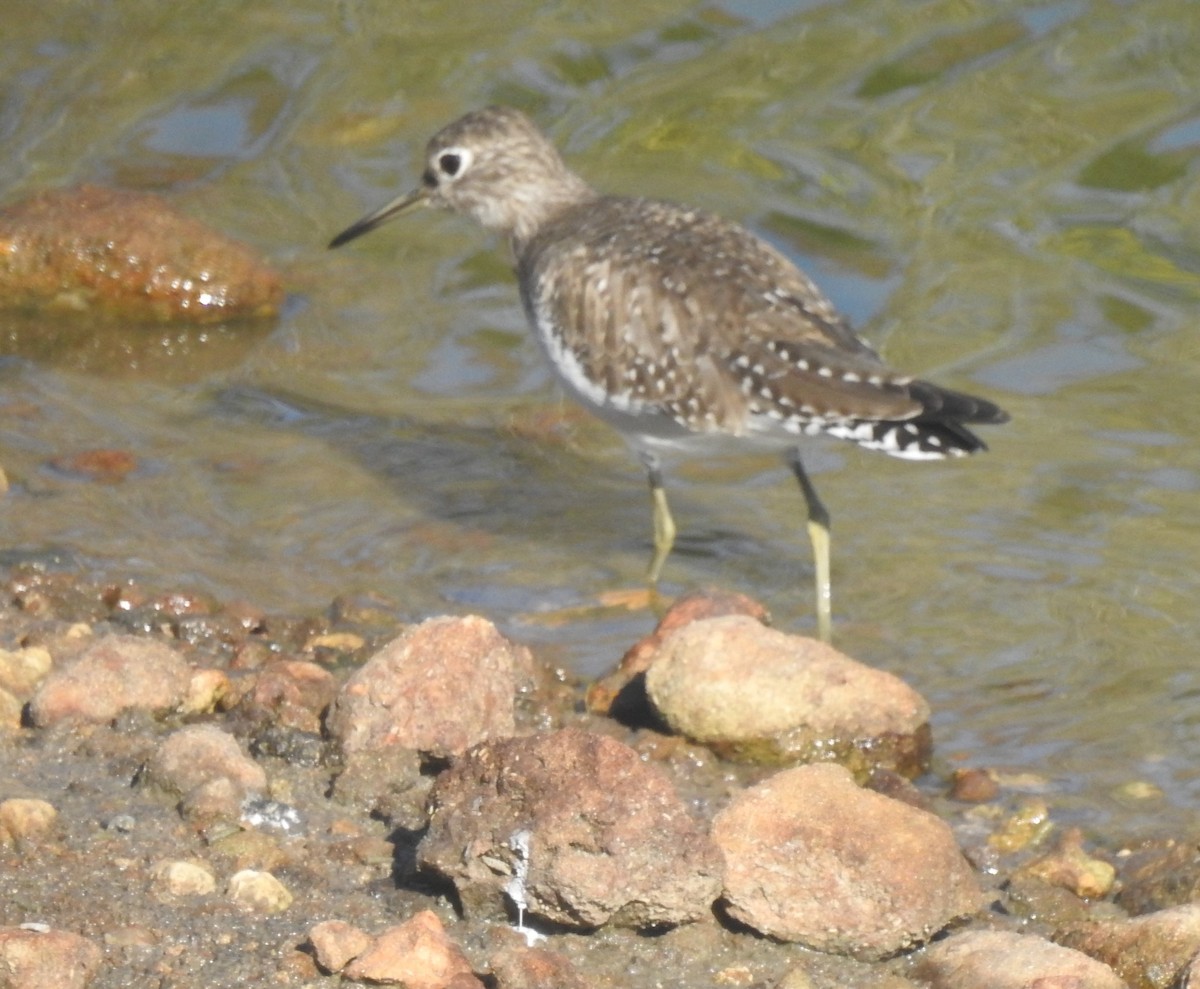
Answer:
xmin=1 ymin=565 xmax=1197 ymax=989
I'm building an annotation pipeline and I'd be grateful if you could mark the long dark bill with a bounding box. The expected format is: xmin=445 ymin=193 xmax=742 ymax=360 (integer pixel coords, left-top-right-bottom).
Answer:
xmin=328 ymin=188 xmax=427 ymax=249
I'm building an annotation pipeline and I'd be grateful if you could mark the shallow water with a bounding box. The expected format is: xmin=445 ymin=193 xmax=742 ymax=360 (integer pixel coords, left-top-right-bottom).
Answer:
xmin=3 ymin=0 xmax=1200 ymax=840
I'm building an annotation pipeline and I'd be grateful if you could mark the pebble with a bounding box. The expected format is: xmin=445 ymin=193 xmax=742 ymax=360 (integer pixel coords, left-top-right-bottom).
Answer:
xmin=644 ymin=614 xmax=931 ymax=774
xmin=327 ymin=615 xmax=533 ymax=759
xmin=712 ymin=762 xmax=980 ymax=957
xmin=0 ymin=798 xmax=57 ymax=848
xmin=418 ymin=727 xmax=723 ymax=928
xmin=28 ymin=634 xmax=192 ymax=726
xmin=226 ymin=869 xmax=293 ymax=913
xmin=151 ymin=859 xmax=217 ymax=898
xmin=246 ymin=659 xmax=336 ymax=734
xmin=0 ymin=926 xmax=102 ymax=989
xmin=913 ymin=929 xmax=1126 ymax=988
xmin=0 ymin=645 xmax=52 ymax=697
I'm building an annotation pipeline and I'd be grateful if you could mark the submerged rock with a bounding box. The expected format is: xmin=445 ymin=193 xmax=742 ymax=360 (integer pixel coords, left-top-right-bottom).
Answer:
xmin=644 ymin=615 xmax=931 ymax=775
xmin=0 ymin=185 xmax=283 ymax=323
xmin=712 ymin=762 xmax=980 ymax=958
xmin=418 ymin=727 xmax=723 ymax=929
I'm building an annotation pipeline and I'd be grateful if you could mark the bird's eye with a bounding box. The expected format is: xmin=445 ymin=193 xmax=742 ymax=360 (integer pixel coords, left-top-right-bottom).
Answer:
xmin=438 ymin=152 xmax=462 ymax=177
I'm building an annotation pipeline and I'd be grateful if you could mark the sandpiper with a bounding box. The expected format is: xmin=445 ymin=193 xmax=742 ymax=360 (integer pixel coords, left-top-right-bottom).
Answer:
xmin=330 ymin=105 xmax=1009 ymax=641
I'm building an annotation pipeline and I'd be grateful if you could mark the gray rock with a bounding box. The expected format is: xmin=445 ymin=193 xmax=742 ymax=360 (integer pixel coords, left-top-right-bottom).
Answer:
xmin=914 ymin=930 xmax=1128 ymax=988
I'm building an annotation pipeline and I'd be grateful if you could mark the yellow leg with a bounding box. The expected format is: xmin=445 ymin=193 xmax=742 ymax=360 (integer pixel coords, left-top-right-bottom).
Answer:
xmin=789 ymin=451 xmax=832 ymax=643
xmin=646 ymin=466 xmax=676 ymax=583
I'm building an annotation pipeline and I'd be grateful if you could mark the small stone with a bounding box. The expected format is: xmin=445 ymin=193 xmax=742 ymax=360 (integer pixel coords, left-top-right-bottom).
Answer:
xmin=0 ymin=926 xmax=102 ymax=989
xmin=988 ymin=798 xmax=1054 ymax=854
xmin=327 ymin=615 xmax=532 ymax=759
xmin=949 ymin=767 xmax=999 ymax=803
xmin=712 ymin=763 xmax=980 ymax=958
xmin=914 ymin=930 xmax=1126 ymax=988
xmin=644 ymin=615 xmax=931 ymax=775
xmin=227 ymin=869 xmax=293 ymax=913
xmin=343 ymin=910 xmax=482 ymax=988
xmin=0 ymin=798 xmax=57 ymax=848
xmin=180 ymin=668 xmax=231 ymax=715
xmin=0 ymin=645 xmax=52 ymax=697
xmin=151 ymin=859 xmax=217 ymax=898
xmin=308 ymin=919 xmax=374 ymax=974
xmin=1019 ymin=827 xmax=1115 ymax=899
xmin=28 ymin=634 xmax=192 ymax=726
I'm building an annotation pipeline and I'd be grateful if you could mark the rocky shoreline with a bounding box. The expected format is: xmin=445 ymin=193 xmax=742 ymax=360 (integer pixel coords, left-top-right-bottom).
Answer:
xmin=1 ymin=565 xmax=1198 ymax=989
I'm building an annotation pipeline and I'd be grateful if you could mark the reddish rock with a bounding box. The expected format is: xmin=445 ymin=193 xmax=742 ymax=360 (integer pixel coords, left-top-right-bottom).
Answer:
xmin=488 ymin=937 xmax=590 ymax=989
xmin=1057 ymin=903 xmax=1200 ymax=989
xmin=0 ymin=926 xmax=102 ymax=989
xmin=949 ymin=767 xmax=1000 ymax=803
xmin=247 ymin=659 xmax=337 ymax=733
xmin=309 ymin=919 xmax=373 ymax=974
xmin=0 ymin=185 xmax=283 ymax=323
xmin=418 ymin=728 xmax=723 ymax=929
xmin=343 ymin=911 xmax=483 ymax=988
xmin=47 ymin=448 xmax=138 ymax=483
xmin=28 ymin=634 xmax=191 ymax=726
xmin=644 ymin=615 xmax=931 ymax=775
xmin=327 ymin=615 xmax=532 ymax=759
xmin=587 ymin=588 xmax=768 ymax=717
xmin=712 ymin=763 xmax=980 ymax=957
xmin=914 ymin=930 xmax=1126 ymax=988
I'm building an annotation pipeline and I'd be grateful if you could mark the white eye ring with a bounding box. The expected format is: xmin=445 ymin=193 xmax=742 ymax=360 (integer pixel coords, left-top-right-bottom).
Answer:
xmin=435 ymin=145 xmax=473 ymax=180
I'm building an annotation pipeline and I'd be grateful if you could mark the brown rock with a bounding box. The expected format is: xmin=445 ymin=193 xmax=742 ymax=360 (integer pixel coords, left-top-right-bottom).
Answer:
xmin=0 ymin=185 xmax=283 ymax=323
xmin=146 ymin=724 xmax=266 ymax=829
xmin=147 ymin=723 xmax=267 ymax=797
xmin=1057 ymin=903 xmax=1200 ymax=989
xmin=309 ymin=919 xmax=373 ymax=974
xmin=949 ymin=767 xmax=1000 ymax=803
xmin=587 ymin=588 xmax=768 ymax=717
xmin=644 ymin=615 xmax=930 ymax=775
xmin=914 ymin=930 xmax=1127 ymax=988
xmin=343 ymin=911 xmax=482 ymax=988
xmin=327 ymin=615 xmax=532 ymax=759
xmin=712 ymin=763 xmax=980 ymax=957
xmin=0 ymin=799 xmax=57 ymax=848
xmin=419 ymin=728 xmax=722 ymax=929
xmin=247 ymin=659 xmax=336 ymax=733
xmin=28 ymin=634 xmax=191 ymax=726
xmin=1114 ymin=838 xmax=1200 ymax=914
xmin=331 ymin=745 xmax=427 ymax=830
xmin=0 ymin=926 xmax=102 ymax=989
